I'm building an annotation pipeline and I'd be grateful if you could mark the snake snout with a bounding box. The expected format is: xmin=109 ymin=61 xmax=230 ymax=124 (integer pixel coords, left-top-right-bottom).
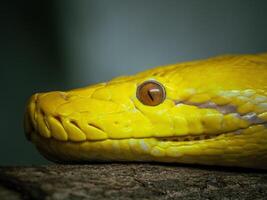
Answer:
xmin=24 ymin=91 xmax=70 ymax=141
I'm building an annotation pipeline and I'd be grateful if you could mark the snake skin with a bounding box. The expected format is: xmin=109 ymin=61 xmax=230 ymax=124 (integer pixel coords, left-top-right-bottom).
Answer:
xmin=24 ymin=53 xmax=267 ymax=168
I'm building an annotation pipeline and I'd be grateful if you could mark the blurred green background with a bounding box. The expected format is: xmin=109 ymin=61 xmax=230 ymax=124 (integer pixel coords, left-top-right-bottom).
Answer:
xmin=1 ymin=0 xmax=267 ymax=165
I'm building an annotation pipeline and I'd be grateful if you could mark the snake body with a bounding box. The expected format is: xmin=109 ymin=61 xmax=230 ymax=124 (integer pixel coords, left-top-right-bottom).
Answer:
xmin=24 ymin=53 xmax=267 ymax=169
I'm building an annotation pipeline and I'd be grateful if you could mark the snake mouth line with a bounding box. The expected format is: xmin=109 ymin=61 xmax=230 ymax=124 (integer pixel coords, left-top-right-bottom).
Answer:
xmin=157 ymin=122 xmax=267 ymax=142
xmin=29 ymin=123 xmax=267 ymax=145
xmin=157 ymin=130 xmax=241 ymax=142
xmin=158 ymin=134 xmax=222 ymax=142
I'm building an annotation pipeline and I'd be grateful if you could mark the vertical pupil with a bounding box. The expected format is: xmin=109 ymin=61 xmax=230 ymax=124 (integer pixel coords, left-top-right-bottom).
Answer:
xmin=147 ymin=90 xmax=154 ymax=101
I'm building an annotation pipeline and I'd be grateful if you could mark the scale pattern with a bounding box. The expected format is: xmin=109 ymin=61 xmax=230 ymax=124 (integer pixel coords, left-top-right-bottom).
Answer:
xmin=24 ymin=53 xmax=267 ymax=168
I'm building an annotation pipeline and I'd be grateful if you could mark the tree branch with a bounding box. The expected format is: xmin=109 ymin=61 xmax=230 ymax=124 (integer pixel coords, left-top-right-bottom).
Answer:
xmin=0 ymin=164 xmax=267 ymax=200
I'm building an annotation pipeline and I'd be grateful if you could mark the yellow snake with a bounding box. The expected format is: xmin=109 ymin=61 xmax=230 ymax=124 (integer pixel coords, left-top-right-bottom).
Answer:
xmin=24 ymin=53 xmax=267 ymax=169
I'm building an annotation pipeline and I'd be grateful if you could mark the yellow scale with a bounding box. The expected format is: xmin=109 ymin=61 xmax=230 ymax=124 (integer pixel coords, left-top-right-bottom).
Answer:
xmin=24 ymin=53 xmax=267 ymax=168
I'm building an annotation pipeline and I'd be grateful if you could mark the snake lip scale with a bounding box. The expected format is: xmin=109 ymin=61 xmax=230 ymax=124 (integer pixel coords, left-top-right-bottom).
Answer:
xmin=25 ymin=96 xmax=266 ymax=143
xmin=26 ymin=109 xmax=266 ymax=143
xmin=24 ymin=53 xmax=267 ymax=169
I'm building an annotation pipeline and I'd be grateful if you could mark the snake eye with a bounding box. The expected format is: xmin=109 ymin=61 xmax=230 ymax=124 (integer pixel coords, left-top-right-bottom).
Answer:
xmin=136 ymin=80 xmax=166 ymax=106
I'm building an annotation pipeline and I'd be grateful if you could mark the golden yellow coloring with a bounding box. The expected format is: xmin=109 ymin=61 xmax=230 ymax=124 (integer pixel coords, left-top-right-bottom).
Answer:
xmin=24 ymin=53 xmax=267 ymax=169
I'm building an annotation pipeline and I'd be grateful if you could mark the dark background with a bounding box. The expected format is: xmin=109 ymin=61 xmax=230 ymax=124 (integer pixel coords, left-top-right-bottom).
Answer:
xmin=1 ymin=0 xmax=267 ymax=165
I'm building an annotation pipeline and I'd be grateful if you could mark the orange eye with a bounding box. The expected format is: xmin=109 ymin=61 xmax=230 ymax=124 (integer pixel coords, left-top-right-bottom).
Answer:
xmin=136 ymin=80 xmax=166 ymax=106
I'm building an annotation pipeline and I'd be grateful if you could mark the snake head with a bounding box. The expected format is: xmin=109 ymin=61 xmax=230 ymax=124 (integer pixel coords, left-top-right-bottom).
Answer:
xmin=24 ymin=54 xmax=267 ymax=168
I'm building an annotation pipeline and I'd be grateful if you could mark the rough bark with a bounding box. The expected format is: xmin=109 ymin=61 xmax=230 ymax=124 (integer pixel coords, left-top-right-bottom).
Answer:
xmin=0 ymin=164 xmax=267 ymax=200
